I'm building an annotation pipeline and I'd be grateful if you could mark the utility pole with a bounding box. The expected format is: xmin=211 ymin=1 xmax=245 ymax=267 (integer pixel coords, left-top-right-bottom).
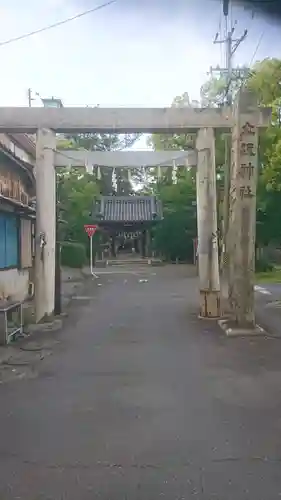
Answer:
xmin=211 ymin=1 xmax=248 ymax=105
xmin=28 ymin=88 xmax=33 ymax=107
xmin=210 ymin=0 xmax=248 ymax=275
xmin=27 ymin=88 xmax=40 ymax=108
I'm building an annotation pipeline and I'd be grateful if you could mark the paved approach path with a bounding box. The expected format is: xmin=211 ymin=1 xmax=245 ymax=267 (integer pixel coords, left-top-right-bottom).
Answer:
xmin=1 ymin=266 xmax=281 ymax=499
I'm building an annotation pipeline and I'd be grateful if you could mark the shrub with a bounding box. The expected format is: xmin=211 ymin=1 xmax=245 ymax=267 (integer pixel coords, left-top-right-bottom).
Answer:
xmin=61 ymin=242 xmax=86 ymax=268
xmin=255 ymin=256 xmax=274 ymax=272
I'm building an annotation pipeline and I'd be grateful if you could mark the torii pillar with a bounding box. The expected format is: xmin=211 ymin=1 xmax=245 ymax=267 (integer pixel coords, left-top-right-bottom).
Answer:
xmin=196 ymin=128 xmax=221 ymax=318
xmin=220 ymin=88 xmax=271 ymax=335
xmin=35 ymin=129 xmax=56 ymax=322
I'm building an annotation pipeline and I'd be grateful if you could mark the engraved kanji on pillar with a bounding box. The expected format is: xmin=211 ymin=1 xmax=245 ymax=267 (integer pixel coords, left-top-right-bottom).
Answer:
xmin=228 ymin=90 xmax=259 ymax=327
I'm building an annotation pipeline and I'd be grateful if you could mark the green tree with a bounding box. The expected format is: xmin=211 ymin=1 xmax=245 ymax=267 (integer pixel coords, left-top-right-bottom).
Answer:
xmin=57 ymin=169 xmax=100 ymax=250
xmin=246 ymin=59 xmax=281 ymax=247
xmin=200 ymin=75 xmax=227 ymax=107
xmin=148 ymin=93 xmax=196 ymax=185
xmin=247 ymin=58 xmax=281 ymax=106
xmin=149 ymin=88 xmax=226 ymax=179
xmin=56 ymin=131 xmax=141 ymax=257
xmin=147 ymin=58 xmax=281 ymax=259
xmin=199 ymin=60 xmax=281 ymax=249
xmin=146 ymin=87 xmax=224 ymax=260
xmin=153 ymin=172 xmax=197 ymax=261
xmin=148 ymin=92 xmax=195 ymax=152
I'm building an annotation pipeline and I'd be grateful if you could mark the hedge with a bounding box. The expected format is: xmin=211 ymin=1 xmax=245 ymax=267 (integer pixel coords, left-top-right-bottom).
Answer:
xmin=61 ymin=241 xmax=86 ymax=268
xmin=255 ymin=256 xmax=274 ymax=273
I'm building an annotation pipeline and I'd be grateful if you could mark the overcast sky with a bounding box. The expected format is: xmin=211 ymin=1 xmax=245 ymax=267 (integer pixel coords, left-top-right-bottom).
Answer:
xmin=0 ymin=0 xmax=280 ymax=111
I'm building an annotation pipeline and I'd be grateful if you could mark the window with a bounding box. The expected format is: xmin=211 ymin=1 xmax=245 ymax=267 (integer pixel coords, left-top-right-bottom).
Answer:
xmin=20 ymin=218 xmax=32 ymax=268
xmin=0 ymin=213 xmax=19 ymax=269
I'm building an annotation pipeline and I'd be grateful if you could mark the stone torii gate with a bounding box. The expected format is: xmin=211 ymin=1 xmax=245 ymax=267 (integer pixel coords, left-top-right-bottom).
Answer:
xmin=0 ymin=88 xmax=270 ymax=330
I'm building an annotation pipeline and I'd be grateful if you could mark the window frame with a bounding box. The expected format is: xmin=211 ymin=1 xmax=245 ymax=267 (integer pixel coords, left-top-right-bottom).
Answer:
xmin=0 ymin=211 xmax=20 ymax=271
xmin=19 ymin=217 xmax=33 ymax=270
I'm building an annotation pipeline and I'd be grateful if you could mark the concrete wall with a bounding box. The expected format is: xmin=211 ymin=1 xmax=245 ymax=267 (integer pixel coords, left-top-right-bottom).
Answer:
xmin=0 ymin=268 xmax=30 ymax=301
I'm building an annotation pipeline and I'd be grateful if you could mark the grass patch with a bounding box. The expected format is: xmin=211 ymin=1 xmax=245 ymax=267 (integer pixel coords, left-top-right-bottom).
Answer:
xmin=256 ymin=266 xmax=281 ymax=283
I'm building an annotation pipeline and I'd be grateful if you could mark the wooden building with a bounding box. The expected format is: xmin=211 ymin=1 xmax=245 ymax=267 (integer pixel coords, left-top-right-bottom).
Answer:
xmin=92 ymin=195 xmax=163 ymax=259
xmin=0 ymin=134 xmax=36 ymax=301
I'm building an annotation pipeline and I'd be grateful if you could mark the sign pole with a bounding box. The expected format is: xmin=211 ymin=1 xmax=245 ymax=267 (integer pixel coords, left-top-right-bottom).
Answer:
xmin=90 ymin=235 xmax=93 ymax=275
xmin=90 ymin=234 xmax=97 ymax=278
xmin=84 ymin=224 xmax=98 ymax=278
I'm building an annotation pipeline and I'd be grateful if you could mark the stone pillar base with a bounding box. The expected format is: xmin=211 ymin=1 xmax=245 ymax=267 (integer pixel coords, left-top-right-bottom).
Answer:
xmin=218 ymin=319 xmax=265 ymax=337
xmin=95 ymin=260 xmax=108 ymax=268
xmin=199 ymin=290 xmax=221 ymax=319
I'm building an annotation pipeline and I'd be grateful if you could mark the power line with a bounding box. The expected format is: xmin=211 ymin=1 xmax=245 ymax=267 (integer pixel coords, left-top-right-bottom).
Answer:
xmin=235 ymin=30 xmax=264 ymax=92
xmin=0 ymin=0 xmax=116 ymax=48
xmin=211 ymin=1 xmax=248 ymax=105
xmin=212 ymin=0 xmax=249 ymax=275
xmin=249 ymin=31 xmax=264 ymax=66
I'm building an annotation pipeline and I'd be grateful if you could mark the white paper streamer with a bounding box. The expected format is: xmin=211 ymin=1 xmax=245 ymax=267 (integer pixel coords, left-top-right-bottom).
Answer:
xmin=172 ymin=160 xmax=177 ymax=184
xmin=85 ymin=161 xmax=93 ymax=174
xmin=112 ymin=168 xmax=117 ymax=190
xmin=96 ymin=165 xmax=101 ymax=180
xmin=157 ymin=165 xmax=161 ymax=181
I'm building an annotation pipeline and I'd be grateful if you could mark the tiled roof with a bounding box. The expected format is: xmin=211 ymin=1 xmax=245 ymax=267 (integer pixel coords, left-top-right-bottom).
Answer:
xmin=93 ymin=196 xmax=162 ymax=223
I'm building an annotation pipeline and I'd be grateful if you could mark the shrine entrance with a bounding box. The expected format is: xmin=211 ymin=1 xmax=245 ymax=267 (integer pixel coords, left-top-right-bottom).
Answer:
xmin=0 ymin=88 xmax=271 ymax=332
xmin=92 ymin=195 xmax=163 ymax=263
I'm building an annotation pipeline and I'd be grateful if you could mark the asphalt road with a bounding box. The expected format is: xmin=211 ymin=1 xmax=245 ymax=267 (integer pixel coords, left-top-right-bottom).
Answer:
xmin=255 ymin=283 xmax=281 ymax=300
xmin=1 ymin=265 xmax=281 ymax=499
xmin=254 ymin=283 xmax=281 ymax=335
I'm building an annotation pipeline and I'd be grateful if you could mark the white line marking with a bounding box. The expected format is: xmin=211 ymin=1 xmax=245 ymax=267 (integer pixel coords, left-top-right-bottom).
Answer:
xmin=91 ymin=270 xmax=150 ymax=276
xmin=254 ymin=285 xmax=272 ymax=295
